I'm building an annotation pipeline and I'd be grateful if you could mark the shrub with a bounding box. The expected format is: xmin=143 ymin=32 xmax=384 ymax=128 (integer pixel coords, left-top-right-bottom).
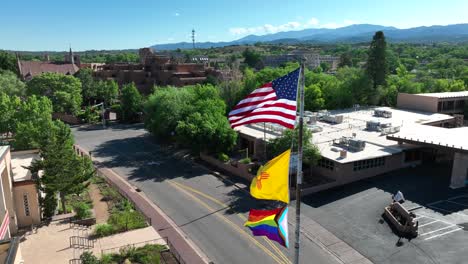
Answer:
xmin=73 ymin=201 xmax=92 ymax=220
xmin=217 ymin=153 xmax=230 ymax=162
xmin=109 ymin=210 xmax=147 ymax=232
xmin=239 ymin=157 xmax=252 ymax=164
xmin=94 ymin=223 xmax=115 ymax=237
xmin=80 ymin=252 xmax=100 ymax=264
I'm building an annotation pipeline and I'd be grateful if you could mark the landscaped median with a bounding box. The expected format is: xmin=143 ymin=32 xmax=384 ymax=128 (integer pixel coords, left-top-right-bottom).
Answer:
xmin=91 ymin=176 xmax=148 ymax=238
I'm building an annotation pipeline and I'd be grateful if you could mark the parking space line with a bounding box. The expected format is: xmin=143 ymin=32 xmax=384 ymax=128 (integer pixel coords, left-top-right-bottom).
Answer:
xmin=448 ymin=194 xmax=468 ymax=200
xmin=414 ymin=213 xmax=454 ymax=226
xmin=427 ymin=204 xmax=468 ymax=218
xmin=414 ymin=215 xmax=427 ymax=220
xmin=419 ymin=220 xmax=438 ymax=227
xmin=424 ymin=227 xmax=464 ymax=241
xmin=427 ymin=200 xmax=445 ymax=206
xmin=419 ymin=225 xmax=457 ymax=236
xmin=447 ymin=200 xmax=468 ymax=207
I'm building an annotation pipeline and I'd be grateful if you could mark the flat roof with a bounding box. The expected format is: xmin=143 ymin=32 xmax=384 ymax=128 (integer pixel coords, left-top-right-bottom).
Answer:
xmin=416 ymin=91 xmax=468 ymax=99
xmin=388 ymin=125 xmax=468 ymax=152
xmin=237 ymin=106 xmax=455 ymax=164
xmin=11 ymin=151 xmax=39 ymax=182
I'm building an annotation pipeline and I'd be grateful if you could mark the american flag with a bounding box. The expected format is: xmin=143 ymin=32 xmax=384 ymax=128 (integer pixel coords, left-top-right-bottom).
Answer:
xmin=228 ymin=68 xmax=300 ymax=129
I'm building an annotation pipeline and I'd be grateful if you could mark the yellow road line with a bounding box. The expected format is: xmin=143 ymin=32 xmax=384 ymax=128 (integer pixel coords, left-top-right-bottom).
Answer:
xmin=168 ymin=181 xmax=285 ymax=264
xmin=169 ymin=180 xmax=291 ymax=264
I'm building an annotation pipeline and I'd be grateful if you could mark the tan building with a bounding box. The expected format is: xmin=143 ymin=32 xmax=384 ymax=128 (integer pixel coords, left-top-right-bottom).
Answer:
xmin=10 ymin=150 xmax=41 ymax=229
xmin=235 ymin=106 xmax=462 ymax=194
xmin=0 ymin=147 xmax=41 ymax=237
xmin=397 ymin=91 xmax=468 ymax=115
xmin=94 ymin=47 xmax=224 ymax=94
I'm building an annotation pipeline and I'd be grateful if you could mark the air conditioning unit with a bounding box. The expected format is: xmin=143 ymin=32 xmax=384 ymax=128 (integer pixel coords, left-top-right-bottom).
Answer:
xmin=322 ymin=114 xmax=344 ymax=124
xmin=374 ymin=109 xmax=392 ymax=118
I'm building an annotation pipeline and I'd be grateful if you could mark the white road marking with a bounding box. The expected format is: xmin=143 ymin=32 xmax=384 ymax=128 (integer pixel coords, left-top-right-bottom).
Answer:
xmin=419 ymin=220 xmax=439 ymax=227
xmin=424 ymin=227 xmax=464 ymax=241
xmin=427 ymin=204 xmax=468 ymax=218
xmin=414 ymin=213 xmax=454 ymax=226
xmin=419 ymin=225 xmax=457 ymax=236
xmin=414 ymin=215 xmax=427 ymax=220
xmin=447 ymin=200 xmax=468 ymax=207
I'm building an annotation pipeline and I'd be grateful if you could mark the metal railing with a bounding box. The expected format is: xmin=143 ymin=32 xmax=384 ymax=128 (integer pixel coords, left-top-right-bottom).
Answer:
xmin=69 ymin=258 xmax=81 ymax=264
xmin=69 ymin=236 xmax=94 ymax=249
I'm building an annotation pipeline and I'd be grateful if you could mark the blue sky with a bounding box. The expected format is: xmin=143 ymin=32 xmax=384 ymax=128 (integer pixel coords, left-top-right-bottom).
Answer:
xmin=1 ymin=0 xmax=467 ymax=51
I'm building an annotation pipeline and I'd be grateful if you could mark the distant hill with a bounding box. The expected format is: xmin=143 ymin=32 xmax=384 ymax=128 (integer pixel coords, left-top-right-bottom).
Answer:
xmin=151 ymin=23 xmax=468 ymax=50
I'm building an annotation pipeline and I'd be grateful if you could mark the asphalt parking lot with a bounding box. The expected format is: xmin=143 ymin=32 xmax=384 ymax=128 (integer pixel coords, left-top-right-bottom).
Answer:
xmin=301 ymin=162 xmax=468 ymax=264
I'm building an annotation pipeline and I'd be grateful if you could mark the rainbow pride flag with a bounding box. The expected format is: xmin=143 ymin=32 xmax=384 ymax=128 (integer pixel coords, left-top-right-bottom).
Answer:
xmin=244 ymin=207 xmax=289 ymax=248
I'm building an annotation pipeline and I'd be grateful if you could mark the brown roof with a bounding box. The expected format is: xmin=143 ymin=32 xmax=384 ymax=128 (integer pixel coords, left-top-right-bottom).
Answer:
xmin=19 ymin=61 xmax=79 ymax=80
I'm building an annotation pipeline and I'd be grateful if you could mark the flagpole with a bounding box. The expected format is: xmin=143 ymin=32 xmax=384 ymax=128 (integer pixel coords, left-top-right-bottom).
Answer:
xmin=294 ymin=60 xmax=305 ymax=264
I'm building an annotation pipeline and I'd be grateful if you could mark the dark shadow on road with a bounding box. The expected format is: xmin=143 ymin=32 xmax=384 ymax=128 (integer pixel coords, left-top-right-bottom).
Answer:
xmin=302 ymin=162 xmax=468 ymax=216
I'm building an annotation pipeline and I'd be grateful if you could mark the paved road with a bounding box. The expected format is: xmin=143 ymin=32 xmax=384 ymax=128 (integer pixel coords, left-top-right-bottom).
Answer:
xmin=72 ymin=124 xmax=339 ymax=264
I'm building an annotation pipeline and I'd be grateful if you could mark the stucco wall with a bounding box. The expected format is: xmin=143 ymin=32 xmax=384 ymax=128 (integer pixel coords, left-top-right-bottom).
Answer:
xmin=1 ymin=151 xmax=17 ymax=235
xmin=397 ymin=93 xmax=438 ymax=112
xmin=13 ymin=183 xmax=41 ymax=228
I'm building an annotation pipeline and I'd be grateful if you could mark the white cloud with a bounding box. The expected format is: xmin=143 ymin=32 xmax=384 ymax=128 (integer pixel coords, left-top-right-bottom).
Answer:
xmin=167 ymin=37 xmax=174 ymax=41
xmin=306 ymin=18 xmax=319 ymax=27
xmin=174 ymin=12 xmax=180 ymax=16
xmin=229 ymin=18 xmax=359 ymax=36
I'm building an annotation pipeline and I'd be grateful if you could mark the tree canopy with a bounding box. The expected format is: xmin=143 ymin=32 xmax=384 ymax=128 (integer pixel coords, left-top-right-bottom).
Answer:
xmin=120 ymin=83 xmax=142 ymax=122
xmin=26 ymin=72 xmax=82 ymax=114
xmin=0 ymin=51 xmax=17 ymax=73
xmin=0 ymin=70 xmax=26 ymax=97
xmin=366 ymin=31 xmax=388 ymax=88
xmin=144 ymin=84 xmax=237 ymax=153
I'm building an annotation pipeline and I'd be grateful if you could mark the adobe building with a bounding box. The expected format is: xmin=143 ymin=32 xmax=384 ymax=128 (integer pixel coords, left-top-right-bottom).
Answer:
xmin=397 ymin=91 xmax=468 ymax=116
xmin=17 ymin=48 xmax=80 ymax=81
xmin=235 ymin=105 xmax=466 ymax=195
xmin=94 ymin=47 xmax=224 ymax=94
xmin=0 ymin=147 xmax=41 ymax=237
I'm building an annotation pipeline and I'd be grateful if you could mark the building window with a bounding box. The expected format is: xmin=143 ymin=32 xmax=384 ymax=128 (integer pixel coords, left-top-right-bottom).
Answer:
xmin=318 ymin=158 xmax=335 ymax=171
xmin=23 ymin=194 xmax=30 ymax=217
xmin=353 ymin=157 xmax=385 ymax=171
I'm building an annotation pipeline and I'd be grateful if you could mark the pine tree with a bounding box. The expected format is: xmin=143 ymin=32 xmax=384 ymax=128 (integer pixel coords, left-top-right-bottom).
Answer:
xmin=366 ymin=31 xmax=388 ymax=88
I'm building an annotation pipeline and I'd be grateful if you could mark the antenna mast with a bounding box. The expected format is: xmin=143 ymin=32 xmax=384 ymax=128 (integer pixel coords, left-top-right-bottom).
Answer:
xmin=192 ymin=29 xmax=195 ymax=49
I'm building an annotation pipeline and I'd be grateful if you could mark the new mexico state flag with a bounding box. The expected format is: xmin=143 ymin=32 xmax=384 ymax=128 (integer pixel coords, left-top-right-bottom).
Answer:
xmin=250 ymin=149 xmax=290 ymax=204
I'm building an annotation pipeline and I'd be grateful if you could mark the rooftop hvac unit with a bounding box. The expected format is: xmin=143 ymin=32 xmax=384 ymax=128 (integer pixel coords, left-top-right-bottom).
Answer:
xmin=308 ymin=125 xmax=323 ymax=133
xmin=374 ymin=109 xmax=392 ymax=118
xmin=380 ymin=126 xmax=401 ymax=135
xmin=335 ymin=137 xmax=366 ymax=152
xmin=366 ymin=120 xmax=380 ymax=131
xmin=322 ymin=114 xmax=344 ymax=124
xmin=348 ymin=138 xmax=366 ymax=151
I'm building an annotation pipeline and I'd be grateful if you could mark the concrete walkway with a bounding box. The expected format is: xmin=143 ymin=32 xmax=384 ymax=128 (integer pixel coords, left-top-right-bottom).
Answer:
xmin=20 ymin=221 xmax=164 ymax=264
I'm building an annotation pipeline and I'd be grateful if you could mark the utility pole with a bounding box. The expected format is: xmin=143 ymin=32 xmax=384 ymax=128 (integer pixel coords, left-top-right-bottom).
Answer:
xmin=192 ymin=29 xmax=196 ymax=49
xmin=294 ymin=60 xmax=305 ymax=264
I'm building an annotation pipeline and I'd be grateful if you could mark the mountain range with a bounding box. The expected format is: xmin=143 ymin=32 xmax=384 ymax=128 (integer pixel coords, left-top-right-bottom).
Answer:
xmin=151 ymin=23 xmax=468 ymax=50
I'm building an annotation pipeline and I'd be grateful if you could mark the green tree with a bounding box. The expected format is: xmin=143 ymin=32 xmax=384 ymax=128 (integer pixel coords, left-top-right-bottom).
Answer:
xmin=96 ymin=80 xmax=119 ymax=106
xmin=26 ymin=73 xmax=82 ymax=114
xmin=366 ymin=31 xmax=388 ymax=88
xmin=175 ymin=85 xmax=237 ymax=153
xmin=242 ymin=48 xmax=262 ymax=68
xmin=0 ymin=51 xmax=17 ymax=73
xmin=30 ymin=121 xmax=94 ymax=214
xmin=120 ymin=83 xmax=142 ymax=122
xmin=75 ymin=68 xmax=96 ymax=104
xmin=144 ymin=87 xmax=193 ymax=139
xmin=0 ymin=70 xmax=26 ymax=97
xmin=267 ymin=128 xmax=320 ymax=165
xmin=339 ymin=53 xmax=353 ymax=68
xmin=304 ymin=84 xmax=325 ymax=111
xmin=13 ymin=95 xmax=54 ymax=150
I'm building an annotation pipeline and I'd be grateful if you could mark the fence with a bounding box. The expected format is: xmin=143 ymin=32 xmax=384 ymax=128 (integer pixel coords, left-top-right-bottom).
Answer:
xmin=69 ymin=236 xmax=94 ymax=249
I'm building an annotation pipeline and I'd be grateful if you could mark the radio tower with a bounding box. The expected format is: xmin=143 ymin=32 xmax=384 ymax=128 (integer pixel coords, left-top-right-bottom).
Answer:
xmin=192 ymin=29 xmax=195 ymax=49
